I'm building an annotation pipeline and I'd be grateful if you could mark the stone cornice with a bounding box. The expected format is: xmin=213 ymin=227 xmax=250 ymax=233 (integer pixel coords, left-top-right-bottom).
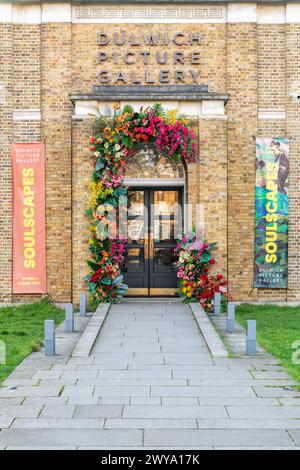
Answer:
xmin=70 ymin=85 xmax=229 ymax=103
xmin=4 ymin=1 xmax=298 ymax=4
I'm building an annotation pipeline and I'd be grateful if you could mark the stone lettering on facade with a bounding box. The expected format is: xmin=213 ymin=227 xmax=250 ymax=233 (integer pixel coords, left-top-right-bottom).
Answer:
xmin=97 ymin=31 xmax=202 ymax=85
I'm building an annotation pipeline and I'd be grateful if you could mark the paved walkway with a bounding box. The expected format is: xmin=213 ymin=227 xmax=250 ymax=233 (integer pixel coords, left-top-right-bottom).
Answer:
xmin=1 ymin=300 xmax=300 ymax=449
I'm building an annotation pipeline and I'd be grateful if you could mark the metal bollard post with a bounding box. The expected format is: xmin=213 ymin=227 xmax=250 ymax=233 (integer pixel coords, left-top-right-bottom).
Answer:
xmin=214 ymin=292 xmax=221 ymax=316
xmin=44 ymin=320 xmax=55 ymax=356
xmin=65 ymin=303 xmax=74 ymax=333
xmin=79 ymin=292 xmax=86 ymax=317
xmin=227 ymin=302 xmax=235 ymax=333
xmin=246 ymin=320 xmax=256 ymax=356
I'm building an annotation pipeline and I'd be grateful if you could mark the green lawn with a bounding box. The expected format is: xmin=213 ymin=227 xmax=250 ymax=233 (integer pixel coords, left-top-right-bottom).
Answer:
xmin=0 ymin=299 xmax=64 ymax=384
xmin=236 ymin=304 xmax=300 ymax=387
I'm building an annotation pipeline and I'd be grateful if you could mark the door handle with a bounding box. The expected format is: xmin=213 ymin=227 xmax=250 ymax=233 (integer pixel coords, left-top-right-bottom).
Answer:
xmin=144 ymin=236 xmax=149 ymax=259
xmin=149 ymin=237 xmax=154 ymax=257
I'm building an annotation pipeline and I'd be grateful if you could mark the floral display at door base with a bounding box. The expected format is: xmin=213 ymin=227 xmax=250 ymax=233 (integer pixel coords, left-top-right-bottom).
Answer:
xmin=85 ymin=104 xmax=197 ymax=303
xmin=174 ymin=231 xmax=228 ymax=312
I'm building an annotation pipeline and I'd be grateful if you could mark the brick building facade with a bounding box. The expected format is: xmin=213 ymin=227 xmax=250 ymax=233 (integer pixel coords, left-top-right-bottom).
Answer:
xmin=0 ymin=1 xmax=300 ymax=303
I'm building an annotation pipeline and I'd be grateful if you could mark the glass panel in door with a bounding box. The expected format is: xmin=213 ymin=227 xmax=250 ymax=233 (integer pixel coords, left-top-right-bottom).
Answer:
xmin=150 ymin=190 xmax=183 ymax=294
xmin=122 ymin=190 xmax=149 ymax=293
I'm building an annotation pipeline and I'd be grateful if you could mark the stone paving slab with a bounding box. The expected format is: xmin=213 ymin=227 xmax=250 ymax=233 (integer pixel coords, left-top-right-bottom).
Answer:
xmin=0 ymin=398 xmax=23 ymax=406
xmin=0 ymin=416 xmax=14 ymax=428
xmin=0 ymin=429 xmax=143 ymax=447
xmin=74 ymin=405 xmax=123 ymax=419
xmin=151 ymin=386 xmax=256 ymax=398
xmin=105 ymin=419 xmax=198 ymax=429
xmin=197 ymin=397 xmax=280 ymax=406
xmin=254 ymin=387 xmax=300 ymax=398
xmin=4 ymin=447 xmax=77 ymax=450
xmin=11 ymin=418 xmax=105 ymax=429
xmin=67 ymin=397 xmax=100 ymax=405
xmin=22 ymin=397 xmax=68 ymax=406
xmin=94 ymin=385 xmax=150 ymax=397
xmin=40 ymin=405 xmax=75 ymax=418
xmin=144 ymin=429 xmax=295 ymax=448
xmin=252 ymin=371 xmax=292 ymax=379
xmin=287 ymin=430 xmax=300 ymax=445
xmin=2 ymin=379 xmax=40 ymax=387
xmin=123 ymin=405 xmax=228 ymax=419
xmin=279 ymin=398 xmax=300 ymax=406
xmin=196 ymin=419 xmax=300 ymax=429
xmin=0 ymin=386 xmax=62 ymax=398
xmin=0 ymin=405 xmax=42 ymax=418
xmin=227 ymin=405 xmax=300 ymax=419
xmin=77 ymin=378 xmax=188 ymax=386
xmin=189 ymin=379 xmax=294 ymax=386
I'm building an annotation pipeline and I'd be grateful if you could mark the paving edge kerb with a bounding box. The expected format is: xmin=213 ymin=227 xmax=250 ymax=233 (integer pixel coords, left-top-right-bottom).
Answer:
xmin=189 ymin=304 xmax=228 ymax=358
xmin=72 ymin=303 xmax=110 ymax=358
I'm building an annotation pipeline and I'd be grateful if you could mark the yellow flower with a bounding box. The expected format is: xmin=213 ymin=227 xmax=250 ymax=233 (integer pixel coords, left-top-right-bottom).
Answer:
xmin=87 ymin=181 xmax=104 ymax=209
xmin=113 ymin=103 xmax=120 ymax=110
xmin=166 ymin=109 xmax=179 ymax=125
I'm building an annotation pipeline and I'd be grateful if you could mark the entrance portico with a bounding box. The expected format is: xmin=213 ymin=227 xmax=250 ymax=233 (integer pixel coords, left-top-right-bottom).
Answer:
xmin=70 ymin=85 xmax=228 ymax=298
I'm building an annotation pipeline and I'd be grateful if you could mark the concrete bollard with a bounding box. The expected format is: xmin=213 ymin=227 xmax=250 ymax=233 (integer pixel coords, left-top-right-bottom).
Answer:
xmin=65 ymin=303 xmax=74 ymax=333
xmin=44 ymin=320 xmax=55 ymax=356
xmin=214 ymin=292 xmax=221 ymax=317
xmin=246 ymin=320 xmax=257 ymax=356
xmin=227 ymin=302 xmax=235 ymax=333
xmin=79 ymin=292 xmax=87 ymax=317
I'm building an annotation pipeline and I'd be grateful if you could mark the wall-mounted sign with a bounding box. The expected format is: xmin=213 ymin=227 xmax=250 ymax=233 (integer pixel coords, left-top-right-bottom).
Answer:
xmin=97 ymin=31 xmax=202 ymax=85
xmin=254 ymin=137 xmax=289 ymax=288
xmin=12 ymin=143 xmax=46 ymax=293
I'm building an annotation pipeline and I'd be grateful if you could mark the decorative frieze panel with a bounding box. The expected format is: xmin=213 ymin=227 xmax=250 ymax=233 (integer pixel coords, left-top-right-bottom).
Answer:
xmin=72 ymin=5 xmax=226 ymax=24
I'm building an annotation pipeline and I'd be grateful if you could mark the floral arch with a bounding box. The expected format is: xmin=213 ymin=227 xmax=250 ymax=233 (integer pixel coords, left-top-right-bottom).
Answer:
xmin=85 ymin=103 xmax=197 ymax=303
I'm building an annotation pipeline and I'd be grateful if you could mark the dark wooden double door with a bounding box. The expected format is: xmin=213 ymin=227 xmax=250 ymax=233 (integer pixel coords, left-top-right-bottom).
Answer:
xmin=122 ymin=188 xmax=183 ymax=296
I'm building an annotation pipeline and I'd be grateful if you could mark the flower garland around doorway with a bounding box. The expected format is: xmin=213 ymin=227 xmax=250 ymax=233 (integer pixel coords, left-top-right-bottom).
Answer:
xmin=85 ymin=103 xmax=197 ymax=304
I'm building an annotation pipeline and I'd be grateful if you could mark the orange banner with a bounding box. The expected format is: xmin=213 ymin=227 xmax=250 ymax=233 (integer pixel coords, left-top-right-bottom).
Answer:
xmin=12 ymin=143 xmax=46 ymax=293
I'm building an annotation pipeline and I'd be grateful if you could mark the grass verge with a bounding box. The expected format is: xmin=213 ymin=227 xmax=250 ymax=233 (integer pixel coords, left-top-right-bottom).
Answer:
xmin=0 ymin=299 xmax=64 ymax=384
xmin=236 ymin=303 xmax=300 ymax=388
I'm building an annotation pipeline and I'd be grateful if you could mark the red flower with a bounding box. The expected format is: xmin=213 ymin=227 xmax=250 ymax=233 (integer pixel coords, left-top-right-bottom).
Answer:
xmin=217 ymin=274 xmax=223 ymax=280
xmin=209 ymin=259 xmax=215 ymax=265
xmin=90 ymin=268 xmax=103 ymax=283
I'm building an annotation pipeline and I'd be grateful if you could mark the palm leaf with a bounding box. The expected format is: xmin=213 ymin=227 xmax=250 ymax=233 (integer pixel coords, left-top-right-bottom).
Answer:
xmin=150 ymin=102 xmax=166 ymax=119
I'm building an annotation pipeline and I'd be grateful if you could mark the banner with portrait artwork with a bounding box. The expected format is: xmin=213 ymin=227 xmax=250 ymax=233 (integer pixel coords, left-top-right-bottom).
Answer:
xmin=254 ymin=137 xmax=289 ymax=288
